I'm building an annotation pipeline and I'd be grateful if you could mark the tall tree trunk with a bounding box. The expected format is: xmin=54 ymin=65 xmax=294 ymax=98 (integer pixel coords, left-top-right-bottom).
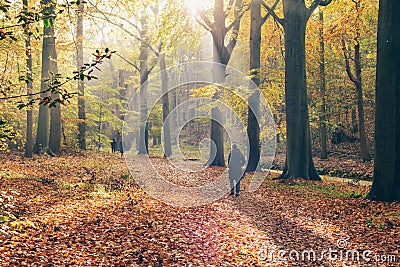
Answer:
xmin=97 ymin=89 xmax=103 ymax=151
xmin=367 ymin=0 xmax=400 ymax=202
xmin=209 ymin=0 xmax=226 ymax=167
xmin=116 ymin=69 xmax=126 ymax=149
xmin=280 ymin=0 xmax=320 ymax=181
xmin=207 ymin=0 xmax=243 ymax=167
xmin=76 ymin=1 xmax=86 ymax=150
xmin=342 ymin=40 xmax=370 ymax=162
xmin=355 ymin=78 xmax=369 ymax=162
xmin=210 ymin=64 xmax=226 ymax=167
xmin=48 ymin=36 xmax=61 ymax=155
xmin=351 ymin=108 xmax=358 ymax=133
xmin=23 ymin=0 xmax=33 ymax=158
xmin=138 ymin=13 xmax=149 ymax=155
xmin=160 ymin=53 xmax=172 ymax=157
xmin=341 ymin=0 xmax=370 ymax=162
xmin=319 ymin=10 xmax=327 ymax=159
xmin=246 ymin=0 xmax=279 ymax=171
xmin=246 ymin=0 xmax=262 ymax=172
xmin=33 ymin=0 xmax=55 ymax=154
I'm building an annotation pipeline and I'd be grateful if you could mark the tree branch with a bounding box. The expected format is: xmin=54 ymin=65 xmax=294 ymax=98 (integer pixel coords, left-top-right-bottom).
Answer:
xmin=320 ymin=0 xmax=333 ymax=6
xmin=262 ymin=0 xmax=280 ymax=24
xmin=261 ymin=0 xmax=284 ymax=26
xmin=197 ymin=11 xmax=214 ymax=32
xmin=308 ymin=0 xmax=322 ymax=13
xmin=196 ymin=17 xmax=212 ymax=32
xmin=223 ymin=0 xmax=246 ymax=63
xmin=114 ymin=52 xmax=139 ymax=72
xmin=341 ymin=38 xmax=358 ymax=85
xmin=87 ymin=13 xmax=159 ymax=57
xmin=86 ymin=0 xmax=160 ymax=56
xmin=307 ymin=0 xmax=332 ymax=18
xmin=0 ymin=51 xmax=113 ymax=102
xmin=226 ymin=1 xmax=250 ymax=32
xmin=224 ymin=0 xmax=235 ymax=16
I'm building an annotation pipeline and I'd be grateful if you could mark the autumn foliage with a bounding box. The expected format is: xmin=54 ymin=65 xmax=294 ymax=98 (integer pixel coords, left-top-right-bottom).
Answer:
xmin=0 ymin=152 xmax=399 ymax=266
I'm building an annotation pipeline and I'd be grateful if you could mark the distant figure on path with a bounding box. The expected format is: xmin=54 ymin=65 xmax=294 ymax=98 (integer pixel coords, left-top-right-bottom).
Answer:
xmin=228 ymin=144 xmax=245 ymax=197
xmin=111 ymin=138 xmax=117 ymax=154
xmin=119 ymin=140 xmax=124 ymax=156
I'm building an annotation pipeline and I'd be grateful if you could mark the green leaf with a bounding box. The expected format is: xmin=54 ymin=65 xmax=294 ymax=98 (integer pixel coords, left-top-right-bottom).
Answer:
xmin=43 ymin=19 xmax=50 ymax=28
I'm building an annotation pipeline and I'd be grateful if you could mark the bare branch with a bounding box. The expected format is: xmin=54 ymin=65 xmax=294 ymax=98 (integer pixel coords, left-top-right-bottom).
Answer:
xmin=223 ymin=0 xmax=246 ymax=63
xmin=114 ymin=53 xmax=140 ymax=72
xmin=87 ymin=13 xmax=159 ymax=57
xmin=262 ymin=0 xmax=280 ymax=24
xmin=308 ymin=0 xmax=322 ymax=13
xmin=224 ymin=0 xmax=235 ymax=16
xmin=320 ymin=0 xmax=332 ymax=6
xmin=226 ymin=1 xmax=250 ymax=32
xmin=261 ymin=0 xmax=284 ymax=26
xmin=86 ymin=0 xmax=160 ymax=56
xmin=307 ymin=0 xmax=332 ymax=18
xmin=197 ymin=10 xmax=214 ymax=32
xmin=148 ymin=57 xmax=159 ymax=75
xmin=341 ymin=38 xmax=358 ymax=85
xmin=100 ymin=11 xmax=141 ymax=34
xmin=196 ymin=17 xmax=212 ymax=32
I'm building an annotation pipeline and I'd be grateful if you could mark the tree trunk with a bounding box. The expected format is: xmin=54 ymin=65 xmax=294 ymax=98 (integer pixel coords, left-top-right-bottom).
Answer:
xmin=138 ymin=13 xmax=149 ymax=155
xmin=343 ymin=41 xmax=370 ymax=162
xmin=76 ymin=1 xmax=86 ymax=150
xmin=246 ymin=0 xmax=262 ymax=172
xmin=367 ymin=0 xmax=400 ymax=202
xmin=48 ymin=36 xmax=61 ymax=155
xmin=351 ymin=108 xmax=358 ymax=133
xmin=354 ymin=43 xmax=370 ymax=162
xmin=23 ymin=0 xmax=33 ymax=158
xmin=355 ymin=84 xmax=369 ymax=161
xmin=160 ymin=53 xmax=172 ymax=157
xmin=209 ymin=0 xmax=226 ymax=167
xmin=97 ymin=90 xmax=103 ymax=151
xmin=208 ymin=0 xmax=242 ymax=167
xmin=341 ymin=0 xmax=370 ymax=162
xmin=33 ymin=0 xmax=55 ymax=154
xmin=280 ymin=0 xmax=320 ymax=181
xmin=116 ymin=69 xmax=127 ymax=149
xmin=319 ymin=10 xmax=327 ymax=159
xmin=209 ymin=64 xmax=227 ymax=167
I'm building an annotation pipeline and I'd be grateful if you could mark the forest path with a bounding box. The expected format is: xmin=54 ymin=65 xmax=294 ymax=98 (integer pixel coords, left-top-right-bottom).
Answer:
xmin=0 ymin=152 xmax=398 ymax=266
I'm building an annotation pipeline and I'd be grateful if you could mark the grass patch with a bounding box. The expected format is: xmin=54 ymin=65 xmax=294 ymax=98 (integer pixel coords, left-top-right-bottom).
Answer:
xmin=295 ymin=182 xmax=367 ymax=198
xmin=262 ymin=177 xmax=368 ymax=199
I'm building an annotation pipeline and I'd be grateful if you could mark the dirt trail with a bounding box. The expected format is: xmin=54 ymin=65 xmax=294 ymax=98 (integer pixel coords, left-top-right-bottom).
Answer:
xmin=0 ymin=153 xmax=398 ymax=266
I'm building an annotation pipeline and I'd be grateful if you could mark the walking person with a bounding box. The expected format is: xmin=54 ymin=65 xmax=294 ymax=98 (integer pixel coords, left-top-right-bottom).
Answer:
xmin=228 ymin=144 xmax=245 ymax=197
xmin=111 ymin=138 xmax=117 ymax=154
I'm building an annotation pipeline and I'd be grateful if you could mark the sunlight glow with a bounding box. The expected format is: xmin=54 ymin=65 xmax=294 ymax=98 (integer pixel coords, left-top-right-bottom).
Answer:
xmin=185 ymin=0 xmax=213 ymax=17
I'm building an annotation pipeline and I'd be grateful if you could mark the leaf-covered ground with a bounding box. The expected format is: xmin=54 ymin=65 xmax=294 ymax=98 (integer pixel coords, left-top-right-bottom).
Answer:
xmin=0 ymin=152 xmax=399 ymax=266
xmin=273 ymin=152 xmax=374 ymax=181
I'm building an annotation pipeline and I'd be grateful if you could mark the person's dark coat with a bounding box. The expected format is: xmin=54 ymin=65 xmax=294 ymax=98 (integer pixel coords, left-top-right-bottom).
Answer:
xmin=228 ymin=147 xmax=245 ymax=180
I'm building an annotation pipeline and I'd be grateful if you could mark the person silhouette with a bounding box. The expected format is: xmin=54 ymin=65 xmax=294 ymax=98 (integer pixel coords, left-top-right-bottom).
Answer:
xmin=228 ymin=144 xmax=245 ymax=197
xmin=111 ymin=138 xmax=117 ymax=154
